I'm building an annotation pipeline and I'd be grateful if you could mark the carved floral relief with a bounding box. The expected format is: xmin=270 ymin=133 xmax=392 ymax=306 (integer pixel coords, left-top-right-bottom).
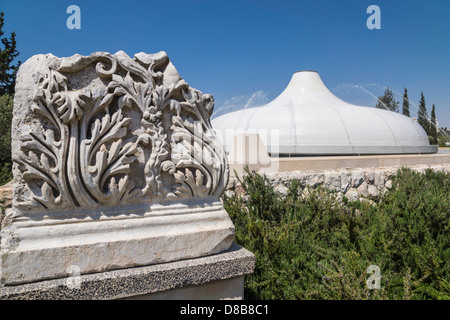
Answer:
xmin=14 ymin=51 xmax=229 ymax=212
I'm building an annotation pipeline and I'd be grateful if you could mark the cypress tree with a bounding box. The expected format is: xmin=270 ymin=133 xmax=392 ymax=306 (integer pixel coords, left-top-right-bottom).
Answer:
xmin=402 ymin=88 xmax=410 ymax=117
xmin=430 ymin=104 xmax=438 ymax=145
xmin=417 ymin=92 xmax=429 ymax=135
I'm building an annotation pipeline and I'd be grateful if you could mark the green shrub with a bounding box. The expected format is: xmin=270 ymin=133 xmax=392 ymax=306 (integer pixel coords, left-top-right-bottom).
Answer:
xmin=0 ymin=162 xmax=12 ymax=185
xmin=223 ymin=167 xmax=450 ymax=300
xmin=0 ymin=94 xmax=13 ymax=185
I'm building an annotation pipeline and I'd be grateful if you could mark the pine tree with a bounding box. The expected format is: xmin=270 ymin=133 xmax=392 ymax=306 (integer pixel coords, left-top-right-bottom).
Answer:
xmin=402 ymin=88 xmax=410 ymax=117
xmin=0 ymin=11 xmax=21 ymax=95
xmin=417 ymin=92 xmax=429 ymax=135
xmin=376 ymin=87 xmax=399 ymax=112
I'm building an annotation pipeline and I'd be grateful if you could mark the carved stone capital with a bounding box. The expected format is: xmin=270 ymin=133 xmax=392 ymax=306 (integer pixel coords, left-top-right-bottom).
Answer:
xmin=1 ymin=51 xmax=233 ymax=285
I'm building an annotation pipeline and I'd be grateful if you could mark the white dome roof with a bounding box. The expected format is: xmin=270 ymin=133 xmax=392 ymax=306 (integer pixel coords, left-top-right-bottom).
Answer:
xmin=212 ymin=71 xmax=437 ymax=155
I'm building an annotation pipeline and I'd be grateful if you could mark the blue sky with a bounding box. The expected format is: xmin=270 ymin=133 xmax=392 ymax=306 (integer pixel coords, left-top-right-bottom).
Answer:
xmin=2 ymin=0 xmax=450 ymax=127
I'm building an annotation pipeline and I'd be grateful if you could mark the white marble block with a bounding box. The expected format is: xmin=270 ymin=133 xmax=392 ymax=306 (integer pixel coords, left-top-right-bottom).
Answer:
xmin=1 ymin=51 xmax=234 ymax=285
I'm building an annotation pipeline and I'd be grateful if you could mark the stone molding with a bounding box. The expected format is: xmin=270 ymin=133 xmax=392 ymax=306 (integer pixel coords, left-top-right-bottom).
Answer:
xmin=1 ymin=243 xmax=254 ymax=300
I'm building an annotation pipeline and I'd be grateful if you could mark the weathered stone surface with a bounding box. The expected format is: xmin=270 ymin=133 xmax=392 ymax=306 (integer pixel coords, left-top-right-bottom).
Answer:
xmin=340 ymin=171 xmax=351 ymax=193
xmin=357 ymin=182 xmax=369 ymax=197
xmin=305 ymin=172 xmax=324 ymax=187
xmin=0 ymin=243 xmax=255 ymax=300
xmin=345 ymin=188 xmax=359 ymax=202
xmin=274 ymin=182 xmax=289 ymax=196
xmin=351 ymin=170 xmax=364 ymax=188
xmin=365 ymin=171 xmax=375 ymax=184
xmin=324 ymin=171 xmax=341 ymax=192
xmin=411 ymin=165 xmax=427 ymax=174
xmin=385 ymin=180 xmax=393 ymax=190
xmin=1 ymin=51 xmax=234 ymax=285
xmin=0 ymin=181 xmax=13 ymax=209
xmin=367 ymin=184 xmax=380 ymax=198
xmin=444 ymin=164 xmax=450 ymax=173
xmin=374 ymin=171 xmax=384 ymax=190
xmin=429 ymin=165 xmax=444 ymax=172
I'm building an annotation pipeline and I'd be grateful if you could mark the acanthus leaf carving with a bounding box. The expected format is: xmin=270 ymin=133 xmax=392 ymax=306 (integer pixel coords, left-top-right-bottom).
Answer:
xmin=14 ymin=51 xmax=229 ymax=213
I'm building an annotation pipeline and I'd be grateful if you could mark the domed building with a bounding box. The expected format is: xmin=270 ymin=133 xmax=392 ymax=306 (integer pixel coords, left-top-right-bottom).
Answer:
xmin=212 ymin=71 xmax=437 ymax=156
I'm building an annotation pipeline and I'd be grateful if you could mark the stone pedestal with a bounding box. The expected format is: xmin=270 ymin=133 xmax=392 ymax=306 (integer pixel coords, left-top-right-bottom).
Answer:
xmin=0 ymin=243 xmax=254 ymax=300
xmin=1 ymin=50 xmax=254 ymax=298
xmin=1 ymin=200 xmax=234 ymax=285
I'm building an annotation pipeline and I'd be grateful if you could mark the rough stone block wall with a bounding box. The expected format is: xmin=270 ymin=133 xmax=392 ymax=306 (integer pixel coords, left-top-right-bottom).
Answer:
xmin=225 ymin=164 xmax=450 ymax=202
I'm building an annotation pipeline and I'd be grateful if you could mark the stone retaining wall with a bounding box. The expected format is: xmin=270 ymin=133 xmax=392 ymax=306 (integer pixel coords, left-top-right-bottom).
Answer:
xmin=1 ymin=163 xmax=450 ymax=218
xmin=225 ymin=163 xmax=450 ymax=202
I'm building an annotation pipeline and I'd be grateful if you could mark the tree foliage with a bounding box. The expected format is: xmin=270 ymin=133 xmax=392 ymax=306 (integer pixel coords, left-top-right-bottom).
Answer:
xmin=376 ymin=87 xmax=399 ymax=112
xmin=0 ymin=12 xmax=20 ymax=184
xmin=0 ymin=12 xmax=20 ymax=95
xmin=417 ymin=92 xmax=430 ymax=136
xmin=430 ymin=104 xmax=438 ymax=145
xmin=402 ymin=88 xmax=410 ymax=117
xmin=0 ymin=94 xmax=13 ymax=184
